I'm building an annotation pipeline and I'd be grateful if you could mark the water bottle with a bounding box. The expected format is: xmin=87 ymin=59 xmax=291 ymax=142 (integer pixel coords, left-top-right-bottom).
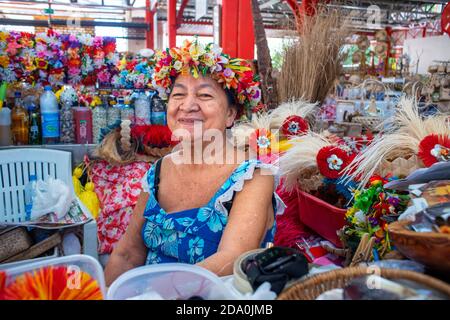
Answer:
xmin=134 ymin=91 xmax=151 ymax=125
xmin=0 ymin=106 xmax=12 ymax=146
xmin=27 ymin=102 xmax=41 ymax=145
xmin=40 ymin=85 xmax=60 ymax=144
xmin=150 ymin=93 xmax=167 ymax=125
xmin=120 ymin=98 xmax=135 ymax=124
xmin=24 ymin=175 xmax=37 ymax=220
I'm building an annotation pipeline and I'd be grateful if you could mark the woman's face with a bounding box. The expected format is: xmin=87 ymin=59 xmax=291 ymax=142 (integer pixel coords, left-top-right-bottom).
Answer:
xmin=167 ymin=74 xmax=237 ymax=139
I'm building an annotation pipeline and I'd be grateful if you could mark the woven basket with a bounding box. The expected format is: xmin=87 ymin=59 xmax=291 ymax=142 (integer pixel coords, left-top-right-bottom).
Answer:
xmin=277 ymin=266 xmax=450 ymax=300
xmin=0 ymin=227 xmax=33 ymax=262
xmin=352 ymin=116 xmax=383 ymax=132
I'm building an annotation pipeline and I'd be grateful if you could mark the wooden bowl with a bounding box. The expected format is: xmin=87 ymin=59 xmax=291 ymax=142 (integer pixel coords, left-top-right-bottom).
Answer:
xmin=388 ymin=220 xmax=450 ymax=273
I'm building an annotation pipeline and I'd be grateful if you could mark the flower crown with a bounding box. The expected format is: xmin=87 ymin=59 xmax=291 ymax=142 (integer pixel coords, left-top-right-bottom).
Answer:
xmin=151 ymin=38 xmax=262 ymax=113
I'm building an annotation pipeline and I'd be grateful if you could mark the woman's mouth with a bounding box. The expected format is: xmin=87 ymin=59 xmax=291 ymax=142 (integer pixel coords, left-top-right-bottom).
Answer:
xmin=178 ymin=118 xmax=203 ymax=125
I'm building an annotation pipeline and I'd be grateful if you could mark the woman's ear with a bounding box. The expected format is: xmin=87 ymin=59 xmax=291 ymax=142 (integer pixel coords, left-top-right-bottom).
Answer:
xmin=226 ymin=105 xmax=238 ymax=128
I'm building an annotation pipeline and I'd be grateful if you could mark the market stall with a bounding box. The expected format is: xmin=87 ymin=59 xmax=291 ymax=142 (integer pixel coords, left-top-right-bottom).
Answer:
xmin=0 ymin=0 xmax=449 ymax=302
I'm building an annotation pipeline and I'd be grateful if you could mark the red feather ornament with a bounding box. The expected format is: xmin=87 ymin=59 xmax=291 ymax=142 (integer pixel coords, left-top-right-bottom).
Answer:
xmin=131 ymin=124 xmax=178 ymax=148
xmin=317 ymin=146 xmax=353 ymax=179
xmin=418 ymin=134 xmax=450 ymax=167
xmin=281 ymin=115 xmax=309 ymax=137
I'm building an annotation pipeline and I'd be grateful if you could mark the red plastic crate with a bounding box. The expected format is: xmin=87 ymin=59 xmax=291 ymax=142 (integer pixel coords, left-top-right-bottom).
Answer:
xmin=296 ymin=189 xmax=346 ymax=248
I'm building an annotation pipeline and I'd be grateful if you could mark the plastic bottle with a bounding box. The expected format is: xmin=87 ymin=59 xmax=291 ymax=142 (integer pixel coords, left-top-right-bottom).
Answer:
xmin=150 ymin=93 xmax=167 ymax=125
xmin=11 ymin=92 xmax=29 ymax=145
xmin=107 ymin=99 xmax=121 ymax=127
xmin=121 ymin=98 xmax=135 ymax=124
xmin=73 ymin=107 xmax=93 ymax=144
xmin=24 ymin=175 xmax=37 ymax=220
xmin=60 ymin=101 xmax=75 ymax=144
xmin=28 ymin=103 xmax=41 ymax=145
xmin=134 ymin=91 xmax=151 ymax=125
xmin=0 ymin=106 xmax=12 ymax=146
xmin=92 ymin=104 xmax=107 ymax=144
xmin=40 ymin=85 xmax=60 ymax=144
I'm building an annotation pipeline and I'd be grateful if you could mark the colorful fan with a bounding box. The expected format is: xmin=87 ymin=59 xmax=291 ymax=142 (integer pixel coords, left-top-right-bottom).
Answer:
xmin=0 ymin=266 xmax=103 ymax=300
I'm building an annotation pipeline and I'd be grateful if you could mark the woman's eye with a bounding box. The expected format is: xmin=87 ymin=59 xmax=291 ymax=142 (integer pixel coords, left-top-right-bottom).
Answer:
xmin=171 ymin=93 xmax=185 ymax=98
xmin=198 ymin=93 xmax=213 ymax=99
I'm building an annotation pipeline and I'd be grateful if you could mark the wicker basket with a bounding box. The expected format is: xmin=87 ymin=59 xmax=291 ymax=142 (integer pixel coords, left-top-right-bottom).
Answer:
xmin=352 ymin=116 xmax=383 ymax=132
xmin=0 ymin=227 xmax=33 ymax=262
xmin=277 ymin=266 xmax=450 ymax=300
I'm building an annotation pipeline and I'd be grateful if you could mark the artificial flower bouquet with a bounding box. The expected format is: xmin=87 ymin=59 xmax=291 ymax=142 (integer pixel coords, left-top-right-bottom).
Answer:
xmin=340 ymin=175 xmax=410 ymax=259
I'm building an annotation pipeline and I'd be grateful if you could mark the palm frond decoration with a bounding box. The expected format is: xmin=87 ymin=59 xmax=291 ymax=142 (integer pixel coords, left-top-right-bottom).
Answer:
xmin=343 ymin=97 xmax=450 ymax=188
xmin=277 ymin=132 xmax=332 ymax=192
xmin=269 ymin=99 xmax=318 ymax=131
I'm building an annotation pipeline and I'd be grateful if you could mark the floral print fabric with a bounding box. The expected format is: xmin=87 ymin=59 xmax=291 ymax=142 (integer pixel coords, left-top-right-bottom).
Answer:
xmin=141 ymin=159 xmax=284 ymax=265
xmin=91 ymin=160 xmax=151 ymax=254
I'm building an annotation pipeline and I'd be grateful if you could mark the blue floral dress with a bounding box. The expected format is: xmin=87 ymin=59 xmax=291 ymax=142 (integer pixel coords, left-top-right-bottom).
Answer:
xmin=140 ymin=159 xmax=285 ymax=265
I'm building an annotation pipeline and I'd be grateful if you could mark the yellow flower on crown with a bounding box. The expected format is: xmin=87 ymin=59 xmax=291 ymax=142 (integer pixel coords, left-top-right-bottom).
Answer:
xmin=189 ymin=42 xmax=205 ymax=61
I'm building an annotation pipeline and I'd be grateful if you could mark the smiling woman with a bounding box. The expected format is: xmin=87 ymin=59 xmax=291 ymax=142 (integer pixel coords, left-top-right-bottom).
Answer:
xmin=104 ymin=39 xmax=285 ymax=286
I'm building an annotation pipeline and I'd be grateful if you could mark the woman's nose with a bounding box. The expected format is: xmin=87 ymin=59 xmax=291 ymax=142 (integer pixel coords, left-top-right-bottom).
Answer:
xmin=179 ymin=94 xmax=200 ymax=112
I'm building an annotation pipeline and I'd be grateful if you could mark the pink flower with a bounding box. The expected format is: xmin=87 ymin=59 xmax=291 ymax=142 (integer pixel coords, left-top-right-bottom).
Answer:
xmin=97 ymin=70 xmax=110 ymax=83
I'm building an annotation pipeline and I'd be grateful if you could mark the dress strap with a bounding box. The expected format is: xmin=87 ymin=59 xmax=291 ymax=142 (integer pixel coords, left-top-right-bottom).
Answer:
xmin=154 ymin=158 xmax=162 ymax=201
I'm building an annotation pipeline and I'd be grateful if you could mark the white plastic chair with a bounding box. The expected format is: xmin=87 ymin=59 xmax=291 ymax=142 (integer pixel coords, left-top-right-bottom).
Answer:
xmin=0 ymin=148 xmax=98 ymax=262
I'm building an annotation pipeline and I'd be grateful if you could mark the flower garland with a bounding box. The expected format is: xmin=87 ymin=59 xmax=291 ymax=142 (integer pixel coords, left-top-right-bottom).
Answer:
xmin=0 ymin=30 xmax=119 ymax=87
xmin=112 ymin=50 xmax=155 ymax=89
xmin=0 ymin=31 xmax=37 ymax=84
xmin=151 ymin=37 xmax=262 ymax=114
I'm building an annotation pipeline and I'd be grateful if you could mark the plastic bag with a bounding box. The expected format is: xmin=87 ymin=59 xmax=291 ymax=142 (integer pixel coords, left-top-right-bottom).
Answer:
xmin=31 ymin=177 xmax=73 ymax=220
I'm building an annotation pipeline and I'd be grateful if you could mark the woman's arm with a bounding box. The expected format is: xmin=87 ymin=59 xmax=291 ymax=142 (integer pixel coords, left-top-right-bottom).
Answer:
xmin=196 ymin=168 xmax=274 ymax=276
xmin=104 ymin=192 xmax=149 ymax=286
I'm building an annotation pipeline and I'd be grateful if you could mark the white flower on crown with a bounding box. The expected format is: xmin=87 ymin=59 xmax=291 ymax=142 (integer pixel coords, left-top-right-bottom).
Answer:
xmin=173 ymin=60 xmax=183 ymax=71
xmin=219 ymin=55 xmax=229 ymax=65
xmin=210 ymin=43 xmax=223 ymax=58
xmin=202 ymin=53 xmax=215 ymax=67
xmin=327 ymin=154 xmax=343 ymax=171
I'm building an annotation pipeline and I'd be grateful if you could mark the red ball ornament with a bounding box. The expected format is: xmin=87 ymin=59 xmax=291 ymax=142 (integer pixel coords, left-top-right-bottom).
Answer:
xmin=281 ymin=115 xmax=309 ymax=136
xmin=418 ymin=134 xmax=450 ymax=167
xmin=316 ymin=145 xmax=353 ymax=179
